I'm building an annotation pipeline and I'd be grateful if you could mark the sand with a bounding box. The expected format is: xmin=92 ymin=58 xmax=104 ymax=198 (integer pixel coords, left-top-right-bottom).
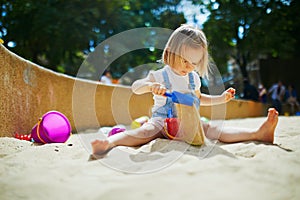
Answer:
xmin=1 ymin=116 xmax=300 ymax=200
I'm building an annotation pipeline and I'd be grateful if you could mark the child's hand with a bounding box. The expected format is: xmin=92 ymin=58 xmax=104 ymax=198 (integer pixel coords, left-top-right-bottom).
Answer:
xmin=223 ymin=87 xmax=236 ymax=102
xmin=149 ymin=82 xmax=167 ymax=96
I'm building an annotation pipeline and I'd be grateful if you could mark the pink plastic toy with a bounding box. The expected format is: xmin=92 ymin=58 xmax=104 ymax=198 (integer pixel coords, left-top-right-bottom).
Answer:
xmin=31 ymin=111 xmax=71 ymax=144
xmin=108 ymin=127 xmax=126 ymax=137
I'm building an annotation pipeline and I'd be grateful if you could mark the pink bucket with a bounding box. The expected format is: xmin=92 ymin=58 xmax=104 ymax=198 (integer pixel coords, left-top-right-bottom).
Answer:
xmin=31 ymin=111 xmax=72 ymax=144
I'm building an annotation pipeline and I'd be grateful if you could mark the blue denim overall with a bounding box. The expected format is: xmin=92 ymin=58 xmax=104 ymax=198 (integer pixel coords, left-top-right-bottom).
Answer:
xmin=152 ymin=70 xmax=200 ymax=119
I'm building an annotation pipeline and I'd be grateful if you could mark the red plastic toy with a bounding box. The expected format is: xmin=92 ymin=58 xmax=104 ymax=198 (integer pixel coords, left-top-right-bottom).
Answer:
xmin=14 ymin=132 xmax=32 ymax=141
xmin=165 ymin=118 xmax=180 ymax=139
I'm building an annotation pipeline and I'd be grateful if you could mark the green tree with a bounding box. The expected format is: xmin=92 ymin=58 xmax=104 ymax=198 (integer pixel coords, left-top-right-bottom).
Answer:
xmin=192 ymin=0 xmax=298 ymax=79
xmin=1 ymin=0 xmax=101 ymax=75
xmin=91 ymin=0 xmax=185 ymax=79
xmin=0 ymin=0 xmax=185 ymax=79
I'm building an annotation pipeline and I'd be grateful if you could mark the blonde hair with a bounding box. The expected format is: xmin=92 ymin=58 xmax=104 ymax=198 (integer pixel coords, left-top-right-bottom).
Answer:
xmin=162 ymin=24 xmax=209 ymax=77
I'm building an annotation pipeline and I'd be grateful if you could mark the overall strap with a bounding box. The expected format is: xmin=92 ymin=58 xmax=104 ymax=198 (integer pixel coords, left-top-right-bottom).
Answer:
xmin=188 ymin=72 xmax=201 ymax=108
xmin=162 ymin=69 xmax=176 ymax=118
xmin=162 ymin=69 xmax=171 ymax=90
xmin=188 ymin=72 xmax=196 ymax=91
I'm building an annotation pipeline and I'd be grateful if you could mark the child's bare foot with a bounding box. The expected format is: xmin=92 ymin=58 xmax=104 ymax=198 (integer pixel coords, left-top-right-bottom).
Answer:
xmin=91 ymin=139 xmax=111 ymax=155
xmin=255 ymin=108 xmax=279 ymax=143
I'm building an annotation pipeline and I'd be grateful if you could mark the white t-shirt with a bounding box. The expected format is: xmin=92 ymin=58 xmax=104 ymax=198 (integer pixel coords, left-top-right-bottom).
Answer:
xmin=268 ymin=84 xmax=285 ymax=100
xmin=149 ymin=65 xmax=201 ymax=113
xmin=100 ymin=75 xmax=112 ymax=84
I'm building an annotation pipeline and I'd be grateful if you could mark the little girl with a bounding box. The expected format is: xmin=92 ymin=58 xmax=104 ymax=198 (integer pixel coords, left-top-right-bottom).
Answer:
xmin=92 ymin=24 xmax=278 ymax=155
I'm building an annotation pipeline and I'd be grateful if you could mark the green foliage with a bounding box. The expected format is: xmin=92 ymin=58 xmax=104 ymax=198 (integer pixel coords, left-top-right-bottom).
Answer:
xmin=1 ymin=0 xmax=99 ymax=74
xmin=3 ymin=0 xmax=298 ymax=82
xmin=192 ymin=0 xmax=299 ymax=78
xmin=0 ymin=0 xmax=185 ymax=79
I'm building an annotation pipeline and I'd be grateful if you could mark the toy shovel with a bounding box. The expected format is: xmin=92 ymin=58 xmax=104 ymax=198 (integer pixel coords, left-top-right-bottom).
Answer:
xmin=165 ymin=91 xmax=195 ymax=106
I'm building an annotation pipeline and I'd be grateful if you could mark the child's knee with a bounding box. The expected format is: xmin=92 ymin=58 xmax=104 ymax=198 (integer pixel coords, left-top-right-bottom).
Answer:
xmin=137 ymin=125 xmax=161 ymax=139
xmin=202 ymin=122 xmax=210 ymax=133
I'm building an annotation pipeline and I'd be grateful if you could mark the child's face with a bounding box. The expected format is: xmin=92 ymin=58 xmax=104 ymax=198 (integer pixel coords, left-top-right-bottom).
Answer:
xmin=172 ymin=46 xmax=203 ymax=76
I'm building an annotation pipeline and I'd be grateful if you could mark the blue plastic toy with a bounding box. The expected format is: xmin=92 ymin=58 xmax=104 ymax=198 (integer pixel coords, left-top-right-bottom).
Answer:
xmin=165 ymin=91 xmax=195 ymax=106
